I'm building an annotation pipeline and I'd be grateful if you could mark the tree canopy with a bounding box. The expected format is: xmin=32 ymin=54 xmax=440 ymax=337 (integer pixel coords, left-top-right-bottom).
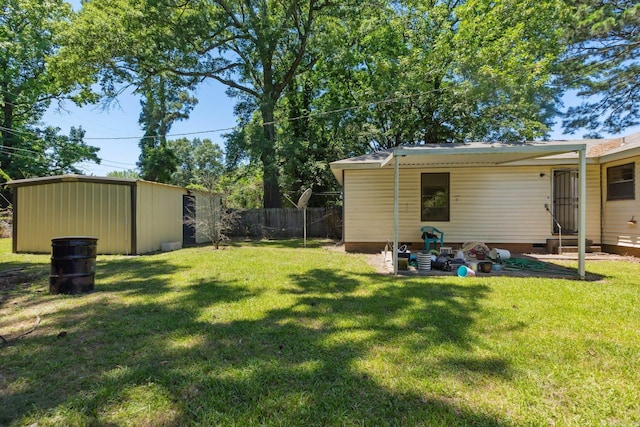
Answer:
xmin=56 ymin=0 xmax=339 ymax=207
xmin=9 ymin=0 xmax=636 ymax=208
xmin=309 ymin=0 xmax=566 ymax=149
xmin=137 ymin=75 xmax=196 ymax=183
xmin=169 ymin=137 xmax=225 ymax=188
xmin=559 ymin=0 xmax=640 ymax=136
xmin=1 ymin=0 xmax=99 ymax=184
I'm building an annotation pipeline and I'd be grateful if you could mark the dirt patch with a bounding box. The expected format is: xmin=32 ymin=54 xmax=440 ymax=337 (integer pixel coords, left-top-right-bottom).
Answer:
xmin=365 ymin=252 xmax=394 ymax=275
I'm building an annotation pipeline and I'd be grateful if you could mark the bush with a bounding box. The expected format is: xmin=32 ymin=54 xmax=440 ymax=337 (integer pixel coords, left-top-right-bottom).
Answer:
xmin=0 ymin=207 xmax=11 ymax=238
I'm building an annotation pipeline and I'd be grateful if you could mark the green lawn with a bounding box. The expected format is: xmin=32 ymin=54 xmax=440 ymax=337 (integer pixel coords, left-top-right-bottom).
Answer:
xmin=1 ymin=238 xmax=639 ymax=426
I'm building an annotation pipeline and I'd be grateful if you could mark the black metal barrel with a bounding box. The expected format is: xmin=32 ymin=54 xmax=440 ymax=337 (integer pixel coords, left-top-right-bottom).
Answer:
xmin=50 ymin=237 xmax=98 ymax=294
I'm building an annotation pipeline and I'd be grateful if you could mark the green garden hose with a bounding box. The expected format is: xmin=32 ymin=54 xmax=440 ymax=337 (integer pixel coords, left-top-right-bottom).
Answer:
xmin=502 ymin=258 xmax=548 ymax=271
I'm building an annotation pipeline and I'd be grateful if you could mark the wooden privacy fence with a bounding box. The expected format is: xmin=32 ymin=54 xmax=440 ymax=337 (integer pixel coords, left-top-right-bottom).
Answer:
xmin=230 ymin=207 xmax=342 ymax=239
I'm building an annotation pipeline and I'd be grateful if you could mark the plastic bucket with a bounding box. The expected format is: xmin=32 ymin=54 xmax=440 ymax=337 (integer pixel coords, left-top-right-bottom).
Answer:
xmin=416 ymin=252 xmax=432 ymax=271
xmin=457 ymin=265 xmax=476 ymax=278
xmin=489 ymin=248 xmax=511 ymax=261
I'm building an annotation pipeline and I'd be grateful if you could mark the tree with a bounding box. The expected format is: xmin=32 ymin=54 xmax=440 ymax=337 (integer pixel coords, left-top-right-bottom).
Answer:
xmin=35 ymin=126 xmax=100 ymax=176
xmin=169 ymin=137 xmax=224 ymax=188
xmin=179 ymin=0 xmax=341 ymax=208
xmin=315 ymin=0 xmax=565 ymax=149
xmin=275 ymin=75 xmax=347 ymax=204
xmin=107 ymin=169 xmax=140 ymax=179
xmin=56 ymin=0 xmax=570 ymax=204
xmin=220 ymin=128 xmax=264 ymax=209
xmin=1 ymin=0 xmax=96 ymax=183
xmin=56 ymin=0 xmax=341 ymax=208
xmin=1 ymin=126 xmax=100 ymax=180
xmin=217 ymin=164 xmax=264 ymax=210
xmin=559 ymin=0 xmax=640 ymax=136
xmin=137 ymin=75 xmax=197 ymax=183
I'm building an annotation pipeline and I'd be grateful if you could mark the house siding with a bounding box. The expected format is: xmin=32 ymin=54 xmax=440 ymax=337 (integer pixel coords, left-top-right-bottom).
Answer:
xmin=14 ymin=181 xmax=132 ymax=254
xmin=601 ymin=156 xmax=640 ymax=253
xmin=135 ymin=181 xmax=186 ymax=254
xmin=343 ymin=165 xmax=601 ymax=252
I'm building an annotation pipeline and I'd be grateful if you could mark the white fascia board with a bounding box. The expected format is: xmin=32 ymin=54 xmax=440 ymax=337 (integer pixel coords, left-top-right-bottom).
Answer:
xmin=332 ymin=143 xmax=589 ymax=173
xmin=389 ymin=144 xmax=587 ymax=166
xmin=394 ymin=143 xmax=586 ymax=158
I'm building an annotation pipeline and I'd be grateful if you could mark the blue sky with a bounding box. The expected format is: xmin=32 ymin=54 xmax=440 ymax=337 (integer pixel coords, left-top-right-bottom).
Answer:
xmin=44 ymin=83 xmax=638 ymax=176
xmin=43 ymin=80 xmax=236 ymax=175
xmin=41 ymin=0 xmax=239 ymax=176
xmin=41 ymin=0 xmax=639 ymax=176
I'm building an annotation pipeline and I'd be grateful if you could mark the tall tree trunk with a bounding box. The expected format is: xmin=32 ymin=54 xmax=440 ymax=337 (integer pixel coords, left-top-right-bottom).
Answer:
xmin=158 ymin=76 xmax=168 ymax=143
xmin=260 ymin=100 xmax=282 ymax=209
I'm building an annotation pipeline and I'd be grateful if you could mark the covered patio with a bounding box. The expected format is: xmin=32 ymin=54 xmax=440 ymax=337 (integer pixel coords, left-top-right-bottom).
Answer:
xmin=380 ymin=143 xmax=589 ymax=279
xmin=372 ymin=248 xmax=606 ymax=280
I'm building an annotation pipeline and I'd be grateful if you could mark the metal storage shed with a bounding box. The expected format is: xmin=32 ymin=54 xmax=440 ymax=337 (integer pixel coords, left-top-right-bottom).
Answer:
xmin=6 ymin=175 xmax=209 ymax=255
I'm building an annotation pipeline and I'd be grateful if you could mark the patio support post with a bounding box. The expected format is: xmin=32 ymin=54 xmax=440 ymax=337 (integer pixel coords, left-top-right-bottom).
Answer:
xmin=578 ymin=146 xmax=587 ymax=279
xmin=393 ymin=150 xmax=399 ymax=275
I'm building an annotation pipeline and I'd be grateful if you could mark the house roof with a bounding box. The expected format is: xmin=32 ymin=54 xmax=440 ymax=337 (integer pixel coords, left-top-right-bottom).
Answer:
xmin=330 ymin=131 xmax=640 ymax=185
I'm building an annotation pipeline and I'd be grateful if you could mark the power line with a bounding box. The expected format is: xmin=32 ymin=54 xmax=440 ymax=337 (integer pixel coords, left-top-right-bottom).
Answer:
xmin=263 ymin=90 xmax=434 ymax=126
xmin=0 ymin=146 xmax=45 ymax=160
xmin=0 ymin=125 xmax=33 ymax=137
xmin=79 ymin=159 xmax=137 ymax=168
xmin=81 ymin=126 xmax=239 ymax=141
xmin=0 ymin=145 xmax=44 ymax=155
xmin=81 ymin=90 xmax=437 ymax=139
xmin=5 ymin=90 xmax=437 ymax=142
xmin=0 ymin=132 xmax=137 ymax=168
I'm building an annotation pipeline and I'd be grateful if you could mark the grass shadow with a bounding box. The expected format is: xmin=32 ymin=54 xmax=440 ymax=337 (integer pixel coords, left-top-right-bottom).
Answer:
xmin=227 ymin=238 xmax=337 ymax=250
xmin=1 ymin=261 xmax=512 ymax=426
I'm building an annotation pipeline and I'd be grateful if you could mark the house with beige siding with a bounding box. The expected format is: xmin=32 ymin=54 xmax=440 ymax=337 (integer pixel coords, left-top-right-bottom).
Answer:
xmin=330 ymin=131 xmax=640 ymax=265
xmin=6 ymin=175 xmax=217 ymax=255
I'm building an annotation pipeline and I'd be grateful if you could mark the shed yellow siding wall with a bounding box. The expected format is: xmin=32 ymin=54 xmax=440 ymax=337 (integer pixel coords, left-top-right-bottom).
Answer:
xmin=601 ymin=156 xmax=640 ymax=250
xmin=343 ymin=165 xmax=601 ymax=246
xmin=135 ymin=181 xmax=186 ymax=253
xmin=15 ymin=181 xmax=131 ymax=254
